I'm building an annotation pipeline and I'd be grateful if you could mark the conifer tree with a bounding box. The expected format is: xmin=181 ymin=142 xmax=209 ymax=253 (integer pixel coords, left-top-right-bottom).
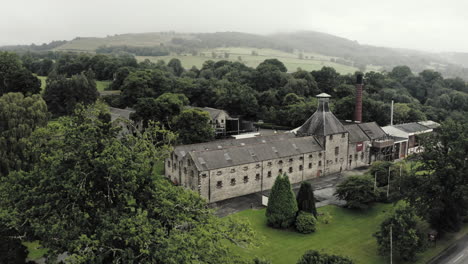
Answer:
xmin=296 ymin=181 xmax=317 ymax=217
xmin=266 ymin=173 xmax=298 ymax=228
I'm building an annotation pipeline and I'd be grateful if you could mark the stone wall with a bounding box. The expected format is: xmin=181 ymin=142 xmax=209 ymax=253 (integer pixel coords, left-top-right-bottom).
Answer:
xmin=323 ymin=133 xmax=349 ymax=175
xmin=347 ymin=141 xmax=370 ymax=169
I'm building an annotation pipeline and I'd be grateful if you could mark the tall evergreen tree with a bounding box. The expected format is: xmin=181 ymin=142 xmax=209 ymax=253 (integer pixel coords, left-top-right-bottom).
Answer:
xmin=296 ymin=182 xmax=317 ymax=217
xmin=266 ymin=174 xmax=298 ymax=228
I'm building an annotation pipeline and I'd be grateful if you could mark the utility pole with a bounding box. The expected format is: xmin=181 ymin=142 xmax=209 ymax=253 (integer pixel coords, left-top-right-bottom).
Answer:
xmin=387 ymin=166 xmax=391 ymax=199
xmin=390 ymin=225 xmax=393 ymax=264
xmin=374 ymin=172 xmax=377 ymax=192
xmin=390 ymin=100 xmax=394 ymax=126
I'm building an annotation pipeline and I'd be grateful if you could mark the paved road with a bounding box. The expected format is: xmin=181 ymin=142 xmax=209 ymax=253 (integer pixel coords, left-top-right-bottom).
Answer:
xmin=213 ymin=167 xmax=369 ymax=217
xmin=430 ymin=235 xmax=468 ymax=264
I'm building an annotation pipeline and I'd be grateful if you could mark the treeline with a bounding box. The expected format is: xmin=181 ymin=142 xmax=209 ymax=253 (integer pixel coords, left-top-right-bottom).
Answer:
xmin=20 ymin=51 xmax=138 ymax=80
xmin=104 ymin=57 xmax=468 ymax=129
xmin=96 ymin=45 xmax=170 ymax=56
xmin=0 ymin=40 xmax=68 ymax=52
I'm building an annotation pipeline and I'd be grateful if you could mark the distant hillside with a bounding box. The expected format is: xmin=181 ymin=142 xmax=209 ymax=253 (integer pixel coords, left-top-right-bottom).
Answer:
xmin=2 ymin=31 xmax=468 ymax=79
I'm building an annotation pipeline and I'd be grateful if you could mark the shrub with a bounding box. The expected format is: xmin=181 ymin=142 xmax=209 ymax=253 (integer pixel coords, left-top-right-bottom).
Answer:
xmin=296 ymin=182 xmax=317 ymax=217
xmin=266 ymin=173 xmax=298 ymax=228
xmin=319 ymin=211 xmax=333 ymax=224
xmin=334 ymin=176 xmax=376 ymax=209
xmin=297 ymin=250 xmax=354 ymax=264
xmin=295 ymin=211 xmax=316 ymax=234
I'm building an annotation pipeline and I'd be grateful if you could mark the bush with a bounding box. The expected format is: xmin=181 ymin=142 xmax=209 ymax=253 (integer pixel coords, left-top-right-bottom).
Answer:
xmin=297 ymin=250 xmax=354 ymax=264
xmin=334 ymin=176 xmax=376 ymax=209
xmin=295 ymin=211 xmax=316 ymax=234
xmin=266 ymin=174 xmax=298 ymax=228
xmin=319 ymin=211 xmax=333 ymax=224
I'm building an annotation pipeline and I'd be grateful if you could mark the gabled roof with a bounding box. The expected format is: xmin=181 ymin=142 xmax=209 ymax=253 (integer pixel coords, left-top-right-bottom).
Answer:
xmin=173 ymin=133 xmax=296 ymax=158
xmin=345 ymin=123 xmax=370 ymax=143
xmin=296 ymin=96 xmax=347 ymax=136
xmin=190 ymin=136 xmax=323 ymax=171
xmin=357 ymin=122 xmax=387 ymax=140
xmin=188 ymin=106 xmax=229 ymax=120
xmin=109 ymin=107 xmax=135 ymax=121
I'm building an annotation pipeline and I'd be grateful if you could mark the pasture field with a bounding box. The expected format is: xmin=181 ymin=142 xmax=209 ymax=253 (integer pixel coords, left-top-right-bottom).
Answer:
xmin=227 ymin=203 xmax=468 ymax=264
xmin=137 ymin=46 xmax=358 ymax=74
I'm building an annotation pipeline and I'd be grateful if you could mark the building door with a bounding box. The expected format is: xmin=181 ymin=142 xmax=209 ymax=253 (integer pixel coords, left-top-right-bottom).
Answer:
xmin=316 ymin=170 xmax=321 ymax=177
xmin=400 ymin=142 xmax=407 ymax=158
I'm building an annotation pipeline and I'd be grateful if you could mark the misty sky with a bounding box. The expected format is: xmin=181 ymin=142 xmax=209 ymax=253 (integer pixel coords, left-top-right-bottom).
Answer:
xmin=2 ymin=0 xmax=468 ymax=52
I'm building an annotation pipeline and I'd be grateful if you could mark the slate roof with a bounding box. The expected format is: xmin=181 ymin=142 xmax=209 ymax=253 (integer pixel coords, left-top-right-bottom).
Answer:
xmin=357 ymin=122 xmax=387 ymax=140
xmin=345 ymin=124 xmax=371 ymax=143
xmin=109 ymin=107 xmax=135 ymax=121
xmin=188 ymin=106 xmax=229 ymax=120
xmin=189 ymin=136 xmax=323 ymax=171
xmin=173 ymin=133 xmax=296 ymax=158
xmin=394 ymin=122 xmax=431 ymax=134
xmin=296 ymin=95 xmax=347 ymax=136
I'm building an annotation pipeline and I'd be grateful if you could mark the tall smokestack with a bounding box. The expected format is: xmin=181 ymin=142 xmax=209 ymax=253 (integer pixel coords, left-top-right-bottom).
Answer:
xmin=354 ymin=74 xmax=363 ymax=123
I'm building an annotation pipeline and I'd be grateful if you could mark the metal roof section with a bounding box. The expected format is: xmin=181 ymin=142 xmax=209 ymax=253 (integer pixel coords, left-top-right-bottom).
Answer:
xmin=190 ymin=136 xmax=323 ymax=171
xmin=418 ymin=120 xmax=440 ymax=129
xmin=296 ymin=94 xmax=347 ymax=136
xmin=357 ymin=122 xmax=387 ymax=140
xmin=393 ymin=122 xmax=432 ymax=134
xmin=344 ymin=123 xmax=371 ymax=143
xmin=382 ymin=126 xmax=409 ymax=139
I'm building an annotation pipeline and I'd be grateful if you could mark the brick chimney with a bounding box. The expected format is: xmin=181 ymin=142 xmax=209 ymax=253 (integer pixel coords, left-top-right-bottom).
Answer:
xmin=354 ymin=74 xmax=363 ymax=123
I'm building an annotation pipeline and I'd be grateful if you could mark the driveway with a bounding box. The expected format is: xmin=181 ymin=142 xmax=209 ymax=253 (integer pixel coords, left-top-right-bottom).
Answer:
xmin=213 ymin=167 xmax=369 ymax=217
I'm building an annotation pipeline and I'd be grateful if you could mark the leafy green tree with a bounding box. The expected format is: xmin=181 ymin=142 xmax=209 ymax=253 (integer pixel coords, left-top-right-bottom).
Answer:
xmin=311 ymin=66 xmax=341 ymax=96
xmin=0 ymin=103 xmax=255 ymax=263
xmin=375 ymin=205 xmax=427 ymax=261
xmin=0 ymin=93 xmax=48 ymax=177
xmin=296 ymin=250 xmax=354 ymax=264
xmin=389 ymin=65 xmax=413 ymax=80
xmin=172 ymin=108 xmax=215 ymax=144
xmin=258 ymin=59 xmax=287 ymax=72
xmin=295 ymin=211 xmax=316 ymax=234
xmin=0 ymin=52 xmax=41 ymax=96
xmin=120 ymin=69 xmax=173 ymax=106
xmin=0 ymin=221 xmax=28 ymax=264
xmin=266 ymin=174 xmax=298 ymax=228
xmin=43 ymin=71 xmax=98 ymax=116
xmin=402 ymin=120 xmax=468 ymax=233
xmin=334 ymin=176 xmax=376 ymax=209
xmin=168 ymin=58 xmax=184 ymax=77
xmin=296 ymin=181 xmax=317 ymax=217
xmin=132 ymin=93 xmax=189 ymax=128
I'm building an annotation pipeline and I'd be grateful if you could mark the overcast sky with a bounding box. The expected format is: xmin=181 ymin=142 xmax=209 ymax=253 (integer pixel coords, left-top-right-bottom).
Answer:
xmin=2 ymin=0 xmax=468 ymax=52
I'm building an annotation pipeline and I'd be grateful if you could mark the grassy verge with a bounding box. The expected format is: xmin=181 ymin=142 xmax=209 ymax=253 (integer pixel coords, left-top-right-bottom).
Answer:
xmin=23 ymin=241 xmax=48 ymax=261
xmin=227 ymin=204 xmax=468 ymax=264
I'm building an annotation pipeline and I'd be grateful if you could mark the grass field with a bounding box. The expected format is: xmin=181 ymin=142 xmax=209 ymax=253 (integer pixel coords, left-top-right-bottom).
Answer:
xmin=23 ymin=241 xmax=48 ymax=261
xmin=227 ymin=204 xmax=468 ymax=264
xmin=137 ymin=46 xmax=358 ymax=74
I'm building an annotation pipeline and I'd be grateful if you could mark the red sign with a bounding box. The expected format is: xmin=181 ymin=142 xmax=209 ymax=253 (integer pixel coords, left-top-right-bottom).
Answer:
xmin=356 ymin=142 xmax=363 ymax=152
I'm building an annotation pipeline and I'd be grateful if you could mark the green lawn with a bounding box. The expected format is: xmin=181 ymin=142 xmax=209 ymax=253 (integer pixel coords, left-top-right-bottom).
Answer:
xmin=37 ymin=75 xmax=47 ymax=91
xmin=227 ymin=204 xmax=468 ymax=264
xmin=137 ymin=46 xmax=358 ymax=74
xmin=96 ymin=80 xmax=111 ymax=91
xmin=23 ymin=241 xmax=48 ymax=261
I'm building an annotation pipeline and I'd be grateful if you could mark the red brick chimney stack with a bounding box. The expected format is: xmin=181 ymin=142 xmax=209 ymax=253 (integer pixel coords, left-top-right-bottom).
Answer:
xmin=354 ymin=74 xmax=363 ymax=123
